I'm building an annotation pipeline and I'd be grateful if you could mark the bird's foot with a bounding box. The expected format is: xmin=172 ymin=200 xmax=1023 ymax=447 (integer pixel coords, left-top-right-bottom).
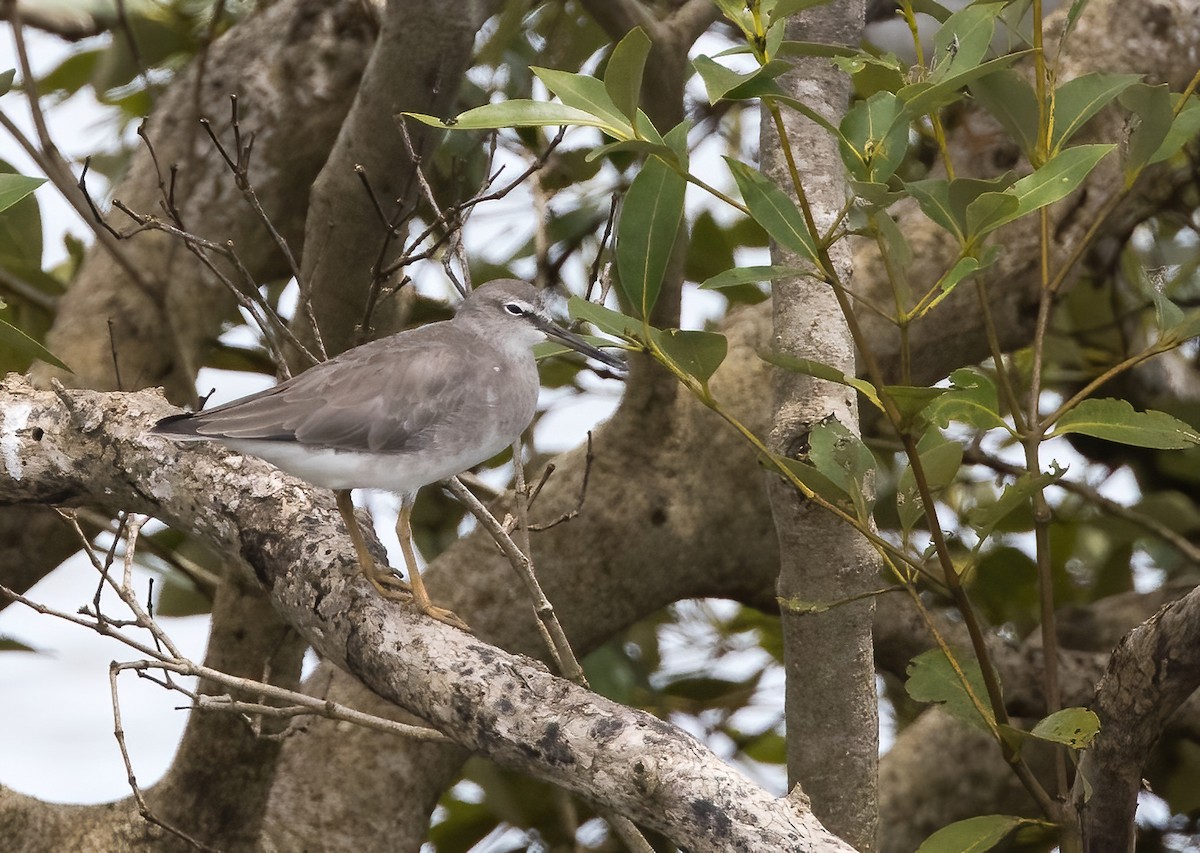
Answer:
xmin=365 ymin=569 xmax=413 ymax=600
xmin=418 ymin=602 xmax=472 ymax=632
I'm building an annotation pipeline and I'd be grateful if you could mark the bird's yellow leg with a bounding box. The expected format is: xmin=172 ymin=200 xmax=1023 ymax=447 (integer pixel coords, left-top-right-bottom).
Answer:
xmin=395 ymin=501 xmax=470 ymax=631
xmin=334 ymin=489 xmax=411 ymax=598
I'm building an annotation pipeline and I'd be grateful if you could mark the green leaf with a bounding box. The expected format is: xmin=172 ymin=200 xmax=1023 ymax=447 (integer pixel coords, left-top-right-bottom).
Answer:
xmin=908 ymin=175 xmax=1018 ymax=244
xmin=604 ymin=28 xmax=652 ymax=124
xmin=1119 ymin=82 xmax=1174 ymax=181
xmin=700 ymin=265 xmax=811 ymax=289
xmin=925 ymin=368 xmax=1008 ymax=431
xmin=759 ymin=350 xmax=883 ymax=412
xmin=1006 ymin=144 xmax=1114 ymax=220
xmin=0 ymin=174 xmax=45 ymax=217
xmin=808 ymin=419 xmax=876 ymax=519
xmin=616 ymin=155 xmax=686 ymax=318
xmin=965 ymin=191 xmax=1020 ymax=239
xmin=970 ymin=69 xmax=1039 ymax=157
xmin=1051 ymin=398 xmax=1200 ymax=449
xmin=1050 ymin=72 xmax=1142 ymax=152
xmin=0 ymin=162 xmax=44 ymax=267
xmin=968 ymin=470 xmax=1063 ymax=541
xmin=905 ymin=179 xmax=964 ymax=242
xmin=404 ymin=101 xmax=620 ymax=133
xmin=916 ymin=815 xmax=1032 ymax=853
xmin=725 ymin=158 xmax=821 ymax=267
xmin=906 ymin=647 xmax=996 ymax=732
xmin=652 ymin=328 xmax=728 ymax=385
xmin=917 ymin=248 xmax=1000 ymax=316
xmin=1148 ymin=94 xmax=1200 ymax=167
xmin=897 ymin=433 xmax=964 ymax=532
xmin=567 ymin=296 xmax=642 ymax=340
xmin=693 ymin=55 xmax=754 ymax=104
xmin=886 ymin=385 xmax=947 ymax=427
xmin=0 ymin=315 xmax=70 ymax=371
xmin=0 ymin=634 xmax=37 ymax=653
xmin=839 ymin=91 xmax=908 ymax=183
xmin=663 ymin=120 xmax=691 ymax=170
xmin=776 ymin=456 xmax=854 ymax=509
xmin=931 ymin=2 xmax=1005 ymax=80
xmin=1161 ymin=308 xmax=1200 ymax=347
xmin=532 ymin=67 xmax=635 ymax=137
xmin=901 ymin=53 xmax=1027 ymax=118
xmin=1029 ymin=707 xmax=1101 ymax=749
xmin=37 ymin=48 xmax=102 ymax=98
xmin=0 ymin=69 xmax=13 ymax=97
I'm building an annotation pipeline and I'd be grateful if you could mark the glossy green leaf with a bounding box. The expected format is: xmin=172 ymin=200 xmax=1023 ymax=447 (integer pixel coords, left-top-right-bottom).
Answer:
xmin=0 ymin=315 xmax=70 ymax=371
xmin=700 ymin=265 xmax=810 ymax=289
xmin=0 ymin=174 xmax=45 ymax=217
xmin=663 ymin=120 xmax=691 ymax=169
xmin=616 ymin=155 xmax=686 ymax=318
xmin=404 ymin=101 xmax=619 ymax=133
xmin=1029 ymin=707 xmax=1101 ymax=749
xmin=906 ymin=647 xmax=996 ymax=732
xmin=965 ymin=191 xmax=1020 ymax=239
xmin=1051 ymin=398 xmax=1200 ymax=449
xmin=532 ymin=67 xmax=634 ymax=136
xmin=725 ymin=158 xmax=821 ymax=266
xmin=916 ymin=815 xmax=1030 ymax=853
xmin=931 ymin=2 xmax=1005 ymax=79
xmin=652 ymin=328 xmax=728 ymax=385
xmin=1050 ymin=72 xmax=1142 ymax=152
xmin=567 ymin=296 xmax=642 ymax=340
xmin=604 ymin=27 xmax=651 ymax=124
xmin=1014 ymin=144 xmax=1114 ymax=212
xmin=970 ymin=69 xmax=1039 ymax=157
xmin=1119 ymin=82 xmax=1173 ymax=181
xmin=693 ymin=55 xmax=755 ymax=104
xmin=839 ymin=91 xmax=908 ymax=182
xmin=759 ymin=350 xmax=883 ymax=412
xmin=925 ymin=368 xmax=1008 ymax=431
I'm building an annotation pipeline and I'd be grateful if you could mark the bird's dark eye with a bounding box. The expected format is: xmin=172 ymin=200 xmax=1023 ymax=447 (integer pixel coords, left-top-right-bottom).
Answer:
xmin=503 ymin=302 xmax=525 ymax=316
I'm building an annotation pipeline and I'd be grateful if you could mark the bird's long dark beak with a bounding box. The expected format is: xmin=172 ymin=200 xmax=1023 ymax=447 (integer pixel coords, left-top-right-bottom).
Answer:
xmin=536 ymin=316 xmax=627 ymax=372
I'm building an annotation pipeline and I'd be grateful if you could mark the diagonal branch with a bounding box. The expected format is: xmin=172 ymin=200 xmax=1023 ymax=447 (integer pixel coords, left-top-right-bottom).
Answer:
xmin=0 ymin=374 xmax=852 ymax=852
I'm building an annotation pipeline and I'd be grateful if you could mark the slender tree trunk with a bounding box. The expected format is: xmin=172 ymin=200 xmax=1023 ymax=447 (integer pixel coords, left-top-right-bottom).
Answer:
xmin=763 ymin=4 xmax=879 ymax=849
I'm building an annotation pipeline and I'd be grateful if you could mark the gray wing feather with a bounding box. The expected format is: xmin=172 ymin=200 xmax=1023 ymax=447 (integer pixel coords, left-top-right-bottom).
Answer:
xmin=183 ymin=323 xmax=502 ymax=454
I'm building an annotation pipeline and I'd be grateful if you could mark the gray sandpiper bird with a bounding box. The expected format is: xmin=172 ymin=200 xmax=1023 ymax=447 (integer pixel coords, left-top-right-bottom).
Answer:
xmin=154 ymin=279 xmax=625 ymax=629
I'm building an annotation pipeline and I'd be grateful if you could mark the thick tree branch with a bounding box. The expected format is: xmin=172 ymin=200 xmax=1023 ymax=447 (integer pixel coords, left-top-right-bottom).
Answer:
xmin=0 ymin=374 xmax=852 ymax=852
xmin=1075 ymin=587 xmax=1200 ymax=848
